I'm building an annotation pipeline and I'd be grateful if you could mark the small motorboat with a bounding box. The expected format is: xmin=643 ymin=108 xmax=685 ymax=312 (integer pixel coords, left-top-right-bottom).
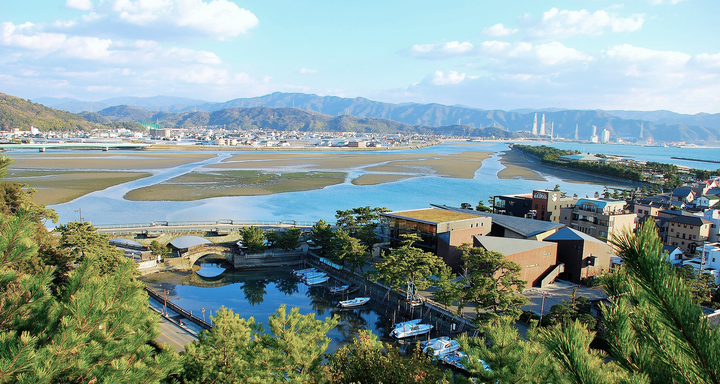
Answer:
xmin=390 ymin=323 xmax=433 ymax=338
xmin=421 ymin=336 xmax=460 ymax=357
xmin=305 ymin=275 xmax=330 ymax=285
xmin=392 ymin=319 xmax=422 ymax=329
xmin=337 ymin=297 xmax=370 ymax=308
xmin=292 ymin=267 xmax=317 ymax=276
xmin=302 ymin=272 xmax=327 ymax=281
xmin=329 ymin=284 xmax=351 ymax=294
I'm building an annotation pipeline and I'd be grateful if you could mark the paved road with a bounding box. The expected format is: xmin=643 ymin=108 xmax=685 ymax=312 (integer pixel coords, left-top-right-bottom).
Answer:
xmin=156 ymin=317 xmax=197 ymax=352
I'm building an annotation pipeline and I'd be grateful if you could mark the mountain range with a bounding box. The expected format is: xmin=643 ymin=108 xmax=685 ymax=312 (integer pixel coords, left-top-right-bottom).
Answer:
xmin=14 ymin=92 xmax=720 ymax=143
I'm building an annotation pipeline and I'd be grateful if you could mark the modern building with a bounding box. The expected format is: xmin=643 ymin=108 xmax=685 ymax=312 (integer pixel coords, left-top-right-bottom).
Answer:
xmin=494 ymin=190 xmax=577 ymax=223
xmin=699 ymin=209 xmax=720 ymax=242
xmin=544 ymin=227 xmax=613 ymax=284
xmin=530 ymin=189 xmax=578 ymax=223
xmin=472 ymin=236 xmax=558 ymax=288
xmin=559 ymin=198 xmax=637 ymax=243
xmin=493 ymin=193 xmax=533 ymax=218
xmin=378 ymin=208 xmax=491 ymax=270
xmin=434 ymin=205 xmax=565 ymax=241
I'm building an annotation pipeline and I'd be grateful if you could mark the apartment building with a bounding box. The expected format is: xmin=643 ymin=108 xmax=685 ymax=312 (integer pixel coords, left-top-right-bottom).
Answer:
xmin=559 ymin=198 xmax=637 ymax=243
xmin=664 ymin=215 xmax=711 ymax=254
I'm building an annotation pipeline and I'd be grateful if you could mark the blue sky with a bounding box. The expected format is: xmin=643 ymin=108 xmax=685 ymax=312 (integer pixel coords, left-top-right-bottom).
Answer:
xmin=1 ymin=0 xmax=718 ymax=113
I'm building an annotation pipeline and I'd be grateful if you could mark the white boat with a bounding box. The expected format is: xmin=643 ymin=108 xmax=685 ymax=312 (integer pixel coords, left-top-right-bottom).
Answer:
xmin=293 ymin=268 xmax=317 ymax=276
xmin=421 ymin=336 xmax=460 ymax=357
xmin=390 ymin=323 xmax=433 ymax=338
xmin=305 ymin=275 xmax=329 ymax=285
xmin=392 ymin=319 xmax=422 ymax=329
xmin=302 ymin=272 xmax=327 ymax=280
xmin=440 ymin=351 xmax=491 ymax=372
xmin=337 ymin=297 xmax=370 ymax=308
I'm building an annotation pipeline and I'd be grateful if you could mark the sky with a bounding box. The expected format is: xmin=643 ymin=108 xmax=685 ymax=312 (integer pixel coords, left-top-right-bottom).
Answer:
xmin=1 ymin=0 xmax=718 ymax=113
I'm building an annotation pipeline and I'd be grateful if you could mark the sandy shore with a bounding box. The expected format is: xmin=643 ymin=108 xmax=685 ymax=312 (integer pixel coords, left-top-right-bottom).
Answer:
xmin=351 ymin=173 xmax=415 ymax=185
xmin=499 ymin=149 xmax=643 ymax=187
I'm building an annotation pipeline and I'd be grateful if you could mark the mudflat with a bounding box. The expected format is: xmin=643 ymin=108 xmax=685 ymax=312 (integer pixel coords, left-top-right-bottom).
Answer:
xmin=124 ymin=170 xmax=347 ymax=201
xmin=7 ymin=152 xmax=215 ymax=170
xmin=4 ymin=170 xmax=152 ymax=205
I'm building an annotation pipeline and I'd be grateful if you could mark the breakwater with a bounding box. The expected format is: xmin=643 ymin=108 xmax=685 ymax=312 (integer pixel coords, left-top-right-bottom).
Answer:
xmin=671 ymin=156 xmax=720 ymax=164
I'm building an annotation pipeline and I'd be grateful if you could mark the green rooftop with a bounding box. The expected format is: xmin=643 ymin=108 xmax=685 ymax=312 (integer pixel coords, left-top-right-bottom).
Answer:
xmin=385 ymin=208 xmax=480 ymax=223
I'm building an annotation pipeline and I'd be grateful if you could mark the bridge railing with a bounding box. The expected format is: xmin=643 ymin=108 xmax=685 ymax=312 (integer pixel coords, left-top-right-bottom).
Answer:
xmin=96 ymin=219 xmax=317 ymax=230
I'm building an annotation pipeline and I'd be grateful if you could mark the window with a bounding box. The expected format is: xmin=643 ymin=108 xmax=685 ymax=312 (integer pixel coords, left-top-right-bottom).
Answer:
xmin=693 ymin=235 xmax=696 ymax=239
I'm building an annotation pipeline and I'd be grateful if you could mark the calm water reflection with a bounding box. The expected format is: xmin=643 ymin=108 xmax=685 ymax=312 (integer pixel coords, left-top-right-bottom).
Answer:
xmin=144 ymin=263 xmax=414 ymax=353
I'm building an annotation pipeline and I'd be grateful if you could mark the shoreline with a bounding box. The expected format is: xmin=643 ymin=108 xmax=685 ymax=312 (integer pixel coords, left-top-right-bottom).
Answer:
xmin=501 ymin=148 xmax=647 ymax=187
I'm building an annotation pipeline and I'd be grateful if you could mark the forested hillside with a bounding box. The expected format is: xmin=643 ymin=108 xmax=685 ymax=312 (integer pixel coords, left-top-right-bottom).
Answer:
xmin=0 ymin=92 xmax=97 ymax=131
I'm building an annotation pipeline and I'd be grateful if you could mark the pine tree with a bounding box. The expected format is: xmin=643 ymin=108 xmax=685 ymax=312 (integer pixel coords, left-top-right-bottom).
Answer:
xmin=458 ymin=244 xmax=528 ymax=320
xmin=323 ymin=329 xmax=444 ymax=384
xmin=0 ymin=210 xmax=179 ymax=383
xmin=600 ymin=221 xmax=720 ymax=384
xmin=459 ymin=316 xmax=562 ymax=384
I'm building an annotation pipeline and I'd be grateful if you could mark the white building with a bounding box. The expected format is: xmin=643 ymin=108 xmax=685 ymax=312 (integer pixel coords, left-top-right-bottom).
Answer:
xmin=699 ymin=209 xmax=720 ymax=242
xmin=601 ymin=129 xmax=610 ymax=143
xmin=685 ymin=243 xmax=720 ymax=284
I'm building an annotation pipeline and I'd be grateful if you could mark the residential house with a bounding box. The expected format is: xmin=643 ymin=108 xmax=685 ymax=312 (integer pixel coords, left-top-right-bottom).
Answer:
xmin=664 ymin=214 xmax=712 ymax=254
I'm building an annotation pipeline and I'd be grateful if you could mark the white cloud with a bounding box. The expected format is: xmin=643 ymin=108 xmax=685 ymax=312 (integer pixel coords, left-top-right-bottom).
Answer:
xmin=481 ymin=23 xmax=518 ymax=37
xmin=110 ymin=0 xmax=259 ymax=40
xmin=523 ymin=8 xmax=644 ymax=40
xmin=392 ymin=44 xmax=720 ymax=114
xmin=649 ymin=0 xmax=686 ymax=4
xmin=1 ymin=22 xmax=67 ymax=51
xmin=407 ymin=41 xmax=474 ymax=59
xmin=297 ymin=68 xmax=317 ymax=74
xmin=478 ymin=40 xmax=592 ymax=66
xmin=430 ymin=70 xmax=477 ymax=85
xmin=66 ymin=0 xmax=94 ymax=11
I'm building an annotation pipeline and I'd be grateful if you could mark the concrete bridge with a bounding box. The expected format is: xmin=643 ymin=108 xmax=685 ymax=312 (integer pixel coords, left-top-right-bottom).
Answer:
xmin=97 ymin=219 xmax=316 ymax=237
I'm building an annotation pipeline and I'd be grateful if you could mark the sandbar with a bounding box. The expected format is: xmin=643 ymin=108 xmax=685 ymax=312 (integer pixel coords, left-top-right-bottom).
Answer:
xmin=4 ymin=171 xmax=152 ymax=205
xmin=124 ymin=170 xmax=346 ymax=201
xmin=352 ymin=174 xmax=415 ymax=185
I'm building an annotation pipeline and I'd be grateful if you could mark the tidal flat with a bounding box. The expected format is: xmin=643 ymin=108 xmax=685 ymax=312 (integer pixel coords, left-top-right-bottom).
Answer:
xmin=123 ymin=170 xmax=347 ymax=201
xmin=5 ymin=170 xmax=152 ymax=205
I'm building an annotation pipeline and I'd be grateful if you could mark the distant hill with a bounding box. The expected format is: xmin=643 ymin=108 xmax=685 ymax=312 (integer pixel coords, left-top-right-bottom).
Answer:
xmin=40 ymin=95 xmax=210 ymax=114
xmin=27 ymin=91 xmax=720 ymax=142
xmin=92 ymin=104 xmax=530 ymax=138
xmin=0 ymin=93 xmax=97 ymax=131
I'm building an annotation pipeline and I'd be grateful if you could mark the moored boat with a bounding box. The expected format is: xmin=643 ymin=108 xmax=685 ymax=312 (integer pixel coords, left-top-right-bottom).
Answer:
xmin=390 ymin=323 xmax=433 ymax=338
xmin=421 ymin=336 xmax=460 ymax=357
xmin=329 ymin=284 xmax=350 ymax=294
xmin=337 ymin=297 xmax=370 ymax=308
xmin=302 ymin=272 xmax=327 ymax=281
xmin=292 ymin=267 xmax=317 ymax=276
xmin=392 ymin=318 xmax=422 ymax=329
xmin=305 ymin=275 xmax=330 ymax=285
